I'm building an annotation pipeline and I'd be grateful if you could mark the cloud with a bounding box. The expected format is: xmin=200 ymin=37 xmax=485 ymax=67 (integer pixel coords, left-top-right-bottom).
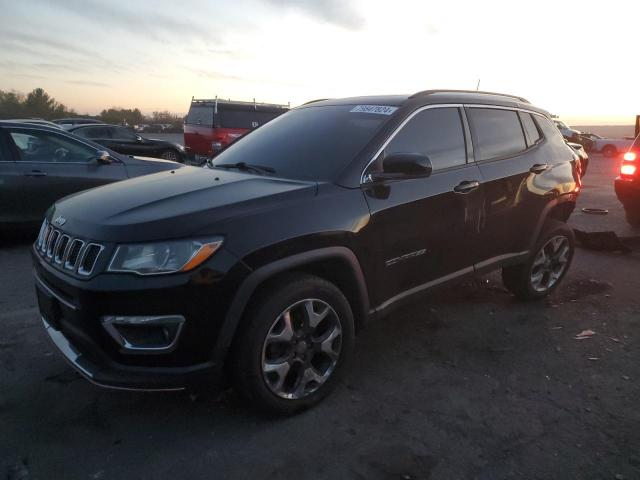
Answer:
xmin=65 ymin=80 xmax=110 ymax=87
xmin=263 ymin=0 xmax=364 ymax=29
xmin=41 ymin=0 xmax=218 ymax=42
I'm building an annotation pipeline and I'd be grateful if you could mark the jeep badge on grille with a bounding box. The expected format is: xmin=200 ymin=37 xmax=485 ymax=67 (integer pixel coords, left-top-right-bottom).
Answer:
xmin=53 ymin=216 xmax=66 ymax=227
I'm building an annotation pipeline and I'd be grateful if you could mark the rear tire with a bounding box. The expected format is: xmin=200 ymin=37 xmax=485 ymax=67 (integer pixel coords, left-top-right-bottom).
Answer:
xmin=231 ymin=273 xmax=354 ymax=415
xmin=602 ymin=145 xmax=617 ymax=157
xmin=625 ymin=207 xmax=640 ymax=227
xmin=160 ymin=149 xmax=182 ymax=163
xmin=502 ymin=221 xmax=575 ymax=301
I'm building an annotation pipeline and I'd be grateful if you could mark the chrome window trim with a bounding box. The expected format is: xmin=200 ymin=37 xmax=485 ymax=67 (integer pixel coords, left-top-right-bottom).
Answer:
xmin=360 ymin=103 xmax=549 ymax=184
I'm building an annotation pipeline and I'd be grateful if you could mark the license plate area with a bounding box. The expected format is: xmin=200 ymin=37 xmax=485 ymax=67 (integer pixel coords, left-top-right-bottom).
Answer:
xmin=36 ymin=285 xmax=62 ymax=330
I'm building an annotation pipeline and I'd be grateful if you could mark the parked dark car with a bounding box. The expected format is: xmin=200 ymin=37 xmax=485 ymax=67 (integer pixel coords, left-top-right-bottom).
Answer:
xmin=184 ymin=98 xmax=288 ymax=159
xmin=0 ymin=121 xmax=184 ymax=230
xmin=615 ymin=134 xmax=640 ymax=226
xmin=69 ymin=124 xmax=187 ymax=163
xmin=33 ymin=90 xmax=580 ymax=414
xmin=53 ymin=118 xmax=103 ymax=130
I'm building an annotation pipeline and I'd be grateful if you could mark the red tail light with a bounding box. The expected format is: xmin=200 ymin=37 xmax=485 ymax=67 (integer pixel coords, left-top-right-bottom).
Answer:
xmin=621 ymin=164 xmax=637 ymax=176
xmin=623 ymin=152 xmax=637 ymax=162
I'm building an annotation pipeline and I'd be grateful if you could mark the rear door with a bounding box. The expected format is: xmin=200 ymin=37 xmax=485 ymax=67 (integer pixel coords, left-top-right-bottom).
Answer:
xmin=362 ymin=106 xmax=484 ymax=308
xmin=0 ymin=129 xmax=23 ymax=226
xmin=184 ymin=104 xmax=215 ymax=155
xmin=7 ymin=127 xmax=128 ymax=223
xmin=72 ymin=125 xmax=115 ymax=150
xmin=466 ymin=107 xmax=553 ymax=264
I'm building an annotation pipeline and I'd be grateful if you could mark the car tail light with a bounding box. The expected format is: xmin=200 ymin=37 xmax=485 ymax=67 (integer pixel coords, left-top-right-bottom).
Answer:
xmin=621 ymin=164 xmax=637 ymax=176
xmin=623 ymin=152 xmax=636 ymax=162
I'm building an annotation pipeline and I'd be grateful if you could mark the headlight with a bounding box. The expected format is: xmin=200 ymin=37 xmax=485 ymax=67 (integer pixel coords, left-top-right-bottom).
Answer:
xmin=108 ymin=237 xmax=223 ymax=275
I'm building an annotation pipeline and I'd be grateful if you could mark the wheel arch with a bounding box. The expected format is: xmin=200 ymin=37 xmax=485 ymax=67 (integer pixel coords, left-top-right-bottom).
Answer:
xmin=526 ymin=197 xmax=576 ymax=252
xmin=212 ymin=246 xmax=370 ymax=368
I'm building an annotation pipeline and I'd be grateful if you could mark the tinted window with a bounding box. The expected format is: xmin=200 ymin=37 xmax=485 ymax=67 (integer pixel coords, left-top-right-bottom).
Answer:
xmin=217 ymin=108 xmax=285 ymax=129
xmin=211 ymin=105 xmax=388 ymax=181
xmin=467 ymin=108 xmax=527 ymax=161
xmin=384 ymin=107 xmax=466 ymax=170
xmin=520 ymin=112 xmax=541 ymax=146
xmin=110 ymin=127 xmax=138 ymax=141
xmin=186 ymin=105 xmax=213 ymax=126
xmin=75 ymin=126 xmax=110 ymax=139
xmin=9 ymin=129 xmax=97 ymax=163
xmin=537 ymin=115 xmax=570 ymax=145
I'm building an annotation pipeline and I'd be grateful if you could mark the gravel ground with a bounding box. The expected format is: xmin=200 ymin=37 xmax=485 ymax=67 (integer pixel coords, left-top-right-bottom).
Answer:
xmin=1 ymin=152 xmax=639 ymax=480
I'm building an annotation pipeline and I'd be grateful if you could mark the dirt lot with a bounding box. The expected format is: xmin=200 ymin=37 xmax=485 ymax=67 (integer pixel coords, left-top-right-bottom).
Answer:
xmin=1 ymin=155 xmax=639 ymax=480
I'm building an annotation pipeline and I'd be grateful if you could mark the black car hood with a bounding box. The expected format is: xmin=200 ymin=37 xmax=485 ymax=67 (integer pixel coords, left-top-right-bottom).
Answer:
xmin=49 ymin=166 xmax=317 ymax=242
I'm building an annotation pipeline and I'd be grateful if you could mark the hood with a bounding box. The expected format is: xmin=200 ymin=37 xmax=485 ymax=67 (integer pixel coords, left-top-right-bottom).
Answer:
xmin=49 ymin=166 xmax=317 ymax=242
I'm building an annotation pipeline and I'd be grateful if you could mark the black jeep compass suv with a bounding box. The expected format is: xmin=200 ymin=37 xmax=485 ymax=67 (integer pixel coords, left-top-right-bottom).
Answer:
xmin=33 ymin=90 xmax=581 ymax=414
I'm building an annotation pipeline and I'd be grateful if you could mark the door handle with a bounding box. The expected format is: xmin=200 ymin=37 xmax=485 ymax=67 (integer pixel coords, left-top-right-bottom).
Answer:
xmin=530 ymin=163 xmax=549 ymax=174
xmin=453 ymin=180 xmax=480 ymax=194
xmin=23 ymin=170 xmax=47 ymax=177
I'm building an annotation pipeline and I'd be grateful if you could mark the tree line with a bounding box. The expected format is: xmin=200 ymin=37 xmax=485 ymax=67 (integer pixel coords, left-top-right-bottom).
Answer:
xmin=0 ymin=88 xmax=182 ymax=127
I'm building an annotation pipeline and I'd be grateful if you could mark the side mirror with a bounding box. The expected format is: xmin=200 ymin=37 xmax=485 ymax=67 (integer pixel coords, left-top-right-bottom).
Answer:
xmin=136 ymin=135 xmax=143 ymax=142
xmin=367 ymin=153 xmax=433 ymax=182
xmin=96 ymin=151 xmax=112 ymax=165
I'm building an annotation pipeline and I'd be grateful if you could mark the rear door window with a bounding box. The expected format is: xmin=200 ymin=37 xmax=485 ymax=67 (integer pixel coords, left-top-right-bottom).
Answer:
xmin=75 ymin=126 xmax=111 ymax=139
xmin=519 ymin=112 xmax=541 ymax=146
xmin=384 ymin=107 xmax=467 ymax=171
xmin=467 ymin=108 xmax=527 ymax=161
xmin=109 ymin=126 xmax=138 ymax=141
xmin=186 ymin=105 xmax=214 ymax=126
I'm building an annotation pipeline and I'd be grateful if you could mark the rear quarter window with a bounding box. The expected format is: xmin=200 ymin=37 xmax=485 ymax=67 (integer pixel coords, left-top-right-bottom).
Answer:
xmin=186 ymin=105 xmax=214 ymax=126
xmin=467 ymin=108 xmax=527 ymax=161
xmin=519 ymin=112 xmax=541 ymax=146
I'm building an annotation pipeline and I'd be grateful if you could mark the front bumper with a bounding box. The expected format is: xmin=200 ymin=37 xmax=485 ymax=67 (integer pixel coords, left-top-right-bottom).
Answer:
xmin=33 ymin=244 xmax=249 ymax=391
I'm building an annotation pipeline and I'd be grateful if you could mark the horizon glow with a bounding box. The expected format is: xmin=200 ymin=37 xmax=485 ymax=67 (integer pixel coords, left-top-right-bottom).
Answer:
xmin=1 ymin=0 xmax=638 ymax=125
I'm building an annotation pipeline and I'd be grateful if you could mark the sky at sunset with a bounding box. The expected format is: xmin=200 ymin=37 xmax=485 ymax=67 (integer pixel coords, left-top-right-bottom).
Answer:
xmin=1 ymin=0 xmax=638 ymax=124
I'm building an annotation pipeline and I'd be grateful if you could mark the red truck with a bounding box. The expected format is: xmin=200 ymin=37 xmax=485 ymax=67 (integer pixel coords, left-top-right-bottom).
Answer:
xmin=183 ymin=98 xmax=288 ymax=159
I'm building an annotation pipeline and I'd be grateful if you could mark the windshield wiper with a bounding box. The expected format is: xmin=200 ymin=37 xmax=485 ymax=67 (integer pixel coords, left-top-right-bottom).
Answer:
xmin=212 ymin=162 xmax=276 ymax=175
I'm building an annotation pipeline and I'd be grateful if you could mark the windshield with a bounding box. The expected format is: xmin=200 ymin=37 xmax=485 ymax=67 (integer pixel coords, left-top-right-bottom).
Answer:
xmin=210 ymin=105 xmax=390 ymax=181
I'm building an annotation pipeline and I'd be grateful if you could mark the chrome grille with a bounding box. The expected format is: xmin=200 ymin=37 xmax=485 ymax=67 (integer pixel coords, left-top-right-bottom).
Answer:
xmin=36 ymin=220 xmax=104 ymax=276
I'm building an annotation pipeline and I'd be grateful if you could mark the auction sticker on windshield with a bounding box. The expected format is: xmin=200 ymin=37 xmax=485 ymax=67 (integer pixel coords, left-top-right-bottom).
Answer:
xmin=350 ymin=105 xmax=398 ymax=115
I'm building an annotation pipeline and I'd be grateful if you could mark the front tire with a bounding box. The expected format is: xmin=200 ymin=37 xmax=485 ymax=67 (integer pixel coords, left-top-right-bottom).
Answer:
xmin=502 ymin=221 xmax=575 ymax=301
xmin=231 ymin=273 xmax=355 ymax=415
xmin=602 ymin=145 xmax=617 ymax=157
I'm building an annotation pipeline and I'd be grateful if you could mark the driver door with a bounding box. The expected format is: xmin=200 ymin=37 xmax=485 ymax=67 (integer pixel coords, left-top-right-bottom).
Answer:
xmin=7 ymin=127 xmax=128 ymax=223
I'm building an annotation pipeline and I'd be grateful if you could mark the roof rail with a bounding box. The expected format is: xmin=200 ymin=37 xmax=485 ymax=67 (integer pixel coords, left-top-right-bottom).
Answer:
xmin=409 ymin=89 xmax=530 ymax=104
xmin=190 ymin=98 xmax=289 ymax=109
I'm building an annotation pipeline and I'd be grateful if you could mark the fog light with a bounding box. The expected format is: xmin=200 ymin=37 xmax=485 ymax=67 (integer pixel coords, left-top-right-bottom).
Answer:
xmin=101 ymin=315 xmax=185 ymax=354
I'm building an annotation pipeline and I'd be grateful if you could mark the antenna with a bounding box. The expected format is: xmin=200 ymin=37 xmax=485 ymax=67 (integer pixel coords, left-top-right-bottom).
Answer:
xmin=214 ymin=95 xmax=218 ymax=115
xmin=476 ymin=79 xmax=481 ymax=91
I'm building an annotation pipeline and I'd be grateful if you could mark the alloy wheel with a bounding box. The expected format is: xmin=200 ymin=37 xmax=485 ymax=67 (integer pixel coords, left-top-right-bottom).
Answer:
xmin=530 ymin=235 xmax=571 ymax=292
xmin=261 ymin=299 xmax=342 ymax=400
xmin=161 ymin=150 xmax=178 ymax=161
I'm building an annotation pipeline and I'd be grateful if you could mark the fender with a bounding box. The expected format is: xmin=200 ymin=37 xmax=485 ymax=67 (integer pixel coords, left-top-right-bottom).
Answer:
xmin=526 ymin=194 xmax=576 ymax=252
xmin=211 ymin=246 xmax=370 ymax=367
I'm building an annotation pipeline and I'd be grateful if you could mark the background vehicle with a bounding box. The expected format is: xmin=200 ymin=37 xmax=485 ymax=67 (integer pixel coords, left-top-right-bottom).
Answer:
xmin=184 ymin=97 xmax=288 ymax=159
xmin=0 ymin=121 xmax=183 ymax=229
xmin=553 ymin=119 xmax=582 ymax=141
xmin=69 ymin=123 xmax=187 ymax=163
xmin=567 ymin=141 xmax=589 ymax=177
xmin=34 ymin=91 xmax=580 ymax=414
xmin=592 ymin=136 xmax=634 ymax=157
xmin=53 ymin=118 xmax=102 ymax=130
xmin=615 ymin=134 xmax=640 ymax=225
